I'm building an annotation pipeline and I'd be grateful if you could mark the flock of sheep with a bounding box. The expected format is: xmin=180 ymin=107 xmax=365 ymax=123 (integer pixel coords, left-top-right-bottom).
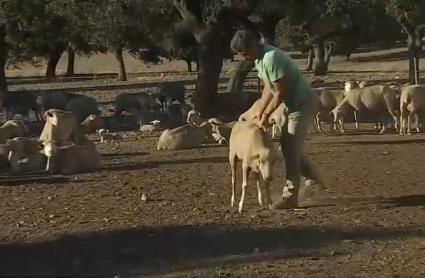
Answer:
xmin=1 ymin=78 xmax=425 ymax=213
xmin=315 ymin=80 xmax=425 ymax=135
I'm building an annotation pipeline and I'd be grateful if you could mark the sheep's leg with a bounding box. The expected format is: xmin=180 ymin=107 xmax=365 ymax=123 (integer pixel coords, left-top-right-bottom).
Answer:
xmin=238 ymin=163 xmax=249 ymax=214
xmin=407 ymin=113 xmax=413 ymax=135
xmin=229 ymin=153 xmax=237 ymax=208
xmin=338 ymin=116 xmax=345 ymax=133
xmin=400 ymin=111 xmax=406 ymax=135
xmin=259 ymin=162 xmax=273 ymax=208
xmin=315 ymin=113 xmax=323 ymax=133
xmin=271 ymin=124 xmax=277 ymax=139
xmin=354 ymin=110 xmax=359 ymax=130
xmin=253 ymin=172 xmax=263 ymax=206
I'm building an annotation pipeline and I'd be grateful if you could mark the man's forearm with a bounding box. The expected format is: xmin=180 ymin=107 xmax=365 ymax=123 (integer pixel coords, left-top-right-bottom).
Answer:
xmin=257 ymin=87 xmax=273 ymax=116
xmin=263 ymin=95 xmax=280 ymax=115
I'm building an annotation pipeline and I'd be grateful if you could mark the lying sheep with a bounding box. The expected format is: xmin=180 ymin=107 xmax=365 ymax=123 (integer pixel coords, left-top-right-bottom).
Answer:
xmin=208 ymin=118 xmax=236 ymax=144
xmin=157 ymin=122 xmax=213 ymax=150
xmin=229 ymin=121 xmax=280 ymax=213
xmin=39 ymin=109 xmax=89 ymax=145
xmin=7 ymin=137 xmax=46 ymax=173
xmin=0 ymin=144 xmax=10 ymax=170
xmin=331 ymin=85 xmax=399 ymax=134
xmin=400 ymin=85 xmax=425 ymax=135
xmin=314 ymin=88 xmax=345 ymax=133
xmin=81 ymin=114 xmax=105 ymax=134
xmin=238 ymin=99 xmax=287 ymax=139
xmin=43 ymin=141 xmax=101 ymax=175
xmin=114 ymin=92 xmax=158 ymax=117
xmin=1 ymin=91 xmax=42 ymax=121
xmin=140 ymin=120 xmax=161 ymax=132
xmin=0 ymin=120 xmax=25 ymax=144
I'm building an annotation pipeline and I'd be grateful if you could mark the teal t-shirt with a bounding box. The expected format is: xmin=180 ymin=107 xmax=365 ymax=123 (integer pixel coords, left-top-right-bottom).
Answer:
xmin=255 ymin=44 xmax=312 ymax=111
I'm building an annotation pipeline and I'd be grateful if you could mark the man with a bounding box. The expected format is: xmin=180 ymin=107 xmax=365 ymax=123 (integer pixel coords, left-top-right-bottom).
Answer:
xmin=230 ymin=29 xmax=322 ymax=209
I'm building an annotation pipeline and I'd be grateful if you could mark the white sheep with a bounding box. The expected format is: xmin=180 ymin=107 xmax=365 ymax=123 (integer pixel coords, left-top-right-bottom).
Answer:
xmin=238 ymin=99 xmax=287 ymax=139
xmin=313 ymin=88 xmax=344 ymax=133
xmin=0 ymin=120 xmax=25 ymax=144
xmin=229 ymin=121 xmax=281 ymax=213
xmin=139 ymin=120 xmax=161 ymax=132
xmin=399 ymin=85 xmax=425 ymax=135
xmin=157 ymin=122 xmax=213 ymax=150
xmin=43 ymin=140 xmax=101 ymax=175
xmin=7 ymin=137 xmax=46 ymax=173
xmin=331 ymin=85 xmax=399 ymax=134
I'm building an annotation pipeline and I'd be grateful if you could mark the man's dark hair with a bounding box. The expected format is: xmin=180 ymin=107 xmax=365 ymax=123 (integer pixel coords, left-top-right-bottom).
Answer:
xmin=230 ymin=29 xmax=261 ymax=53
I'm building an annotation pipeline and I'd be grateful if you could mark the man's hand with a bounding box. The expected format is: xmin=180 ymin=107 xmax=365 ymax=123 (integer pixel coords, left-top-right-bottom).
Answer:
xmin=259 ymin=112 xmax=270 ymax=128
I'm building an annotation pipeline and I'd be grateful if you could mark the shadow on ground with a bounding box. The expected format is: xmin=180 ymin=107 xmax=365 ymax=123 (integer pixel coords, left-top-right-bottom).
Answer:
xmin=0 ymin=224 xmax=422 ymax=276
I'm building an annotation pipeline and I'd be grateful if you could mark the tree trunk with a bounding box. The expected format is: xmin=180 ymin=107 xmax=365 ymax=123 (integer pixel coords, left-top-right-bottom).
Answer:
xmin=0 ymin=24 xmax=7 ymax=101
xmin=324 ymin=44 xmax=333 ymax=67
xmin=46 ymin=45 xmax=65 ymax=81
xmin=185 ymin=58 xmax=193 ymax=72
xmin=194 ymin=39 xmax=224 ymax=117
xmin=313 ymin=41 xmax=327 ymax=76
xmin=114 ymin=47 xmax=127 ymax=81
xmin=66 ymin=47 xmax=75 ymax=76
xmin=227 ymin=60 xmax=255 ymax=94
xmin=306 ymin=47 xmax=314 ymax=71
xmin=195 ymin=57 xmax=199 ymax=71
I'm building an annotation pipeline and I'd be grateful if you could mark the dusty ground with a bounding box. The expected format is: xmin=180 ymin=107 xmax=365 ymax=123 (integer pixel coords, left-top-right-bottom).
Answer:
xmin=0 ymin=48 xmax=425 ymax=277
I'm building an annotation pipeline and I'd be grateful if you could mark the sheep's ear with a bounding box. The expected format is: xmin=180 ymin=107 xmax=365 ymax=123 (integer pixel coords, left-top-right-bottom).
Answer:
xmin=45 ymin=111 xmax=53 ymax=118
xmin=37 ymin=143 xmax=44 ymax=151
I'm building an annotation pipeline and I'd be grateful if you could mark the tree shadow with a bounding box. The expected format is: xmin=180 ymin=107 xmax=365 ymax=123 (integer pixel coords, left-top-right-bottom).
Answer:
xmin=351 ymin=50 xmax=425 ymax=63
xmin=317 ymin=138 xmax=425 ymax=146
xmin=0 ymin=224 xmax=421 ymax=276
xmin=0 ymin=172 xmax=69 ymax=186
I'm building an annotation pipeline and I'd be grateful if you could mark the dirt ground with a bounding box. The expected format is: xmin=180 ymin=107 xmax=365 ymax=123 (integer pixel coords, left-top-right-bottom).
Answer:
xmin=1 ymin=48 xmax=425 ymax=277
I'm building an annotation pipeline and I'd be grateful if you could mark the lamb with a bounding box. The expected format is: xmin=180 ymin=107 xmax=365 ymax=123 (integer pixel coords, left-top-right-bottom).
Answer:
xmin=331 ymin=85 xmax=399 ymax=134
xmin=238 ymin=99 xmax=287 ymax=139
xmin=98 ymin=129 xmax=123 ymax=143
xmin=314 ymin=88 xmax=345 ymax=133
xmin=140 ymin=120 xmax=161 ymax=132
xmin=157 ymin=122 xmax=213 ymax=150
xmin=0 ymin=120 xmax=26 ymax=144
xmin=229 ymin=121 xmax=281 ymax=214
xmin=39 ymin=109 xmax=89 ymax=145
xmin=43 ymin=140 xmax=101 ymax=175
xmin=399 ymin=85 xmax=425 ymax=135
xmin=7 ymin=137 xmax=46 ymax=173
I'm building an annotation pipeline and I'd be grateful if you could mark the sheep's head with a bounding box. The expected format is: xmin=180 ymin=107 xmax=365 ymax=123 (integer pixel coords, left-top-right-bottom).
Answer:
xmin=98 ymin=129 xmax=109 ymax=136
xmin=344 ymin=80 xmax=358 ymax=95
xmin=187 ymin=110 xmax=203 ymax=126
xmin=83 ymin=114 xmax=105 ymax=132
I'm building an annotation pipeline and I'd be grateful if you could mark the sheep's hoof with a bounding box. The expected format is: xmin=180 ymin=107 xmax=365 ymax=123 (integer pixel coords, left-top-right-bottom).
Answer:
xmin=407 ymin=132 xmax=412 ymax=136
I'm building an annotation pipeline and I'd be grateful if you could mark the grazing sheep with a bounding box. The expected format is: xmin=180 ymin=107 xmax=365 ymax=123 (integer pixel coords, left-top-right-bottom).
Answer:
xmin=7 ymin=137 xmax=46 ymax=173
xmin=39 ymin=109 xmax=89 ymax=145
xmin=400 ymin=85 xmax=425 ymax=135
xmin=229 ymin=121 xmax=280 ymax=213
xmin=331 ymin=85 xmax=399 ymax=134
xmin=314 ymin=88 xmax=345 ymax=133
xmin=81 ymin=114 xmax=105 ymax=134
xmin=43 ymin=141 xmax=101 ymax=175
xmin=0 ymin=120 xmax=25 ymax=144
xmin=157 ymin=122 xmax=213 ymax=150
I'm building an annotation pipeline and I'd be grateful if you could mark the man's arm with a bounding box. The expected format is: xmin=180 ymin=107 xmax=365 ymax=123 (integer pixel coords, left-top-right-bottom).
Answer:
xmin=254 ymin=83 xmax=273 ymax=119
xmin=260 ymin=76 xmax=287 ymax=122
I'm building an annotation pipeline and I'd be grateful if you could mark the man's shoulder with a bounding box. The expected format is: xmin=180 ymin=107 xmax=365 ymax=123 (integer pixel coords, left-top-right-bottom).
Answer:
xmin=263 ymin=45 xmax=288 ymax=65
